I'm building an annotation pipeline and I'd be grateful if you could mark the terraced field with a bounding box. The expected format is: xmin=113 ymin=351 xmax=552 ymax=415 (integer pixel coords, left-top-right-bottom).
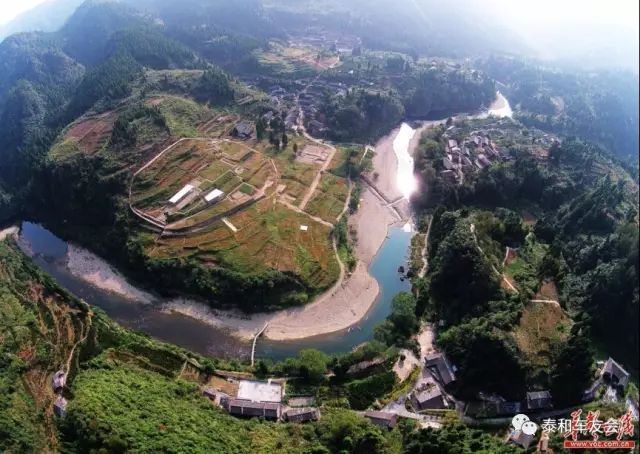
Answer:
xmin=148 ymin=198 xmax=340 ymax=289
xmin=131 ymin=138 xmax=277 ymax=226
xmin=306 ymin=173 xmax=349 ymax=223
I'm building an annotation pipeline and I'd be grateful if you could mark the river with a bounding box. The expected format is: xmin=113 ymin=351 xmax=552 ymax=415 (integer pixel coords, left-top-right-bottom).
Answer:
xmin=17 ymin=220 xmax=412 ymax=361
xmin=16 ymin=118 xmax=422 ymax=361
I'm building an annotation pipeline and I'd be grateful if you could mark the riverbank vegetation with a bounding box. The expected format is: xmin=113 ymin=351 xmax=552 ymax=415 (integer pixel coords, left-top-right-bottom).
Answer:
xmin=313 ymin=51 xmax=495 ymax=142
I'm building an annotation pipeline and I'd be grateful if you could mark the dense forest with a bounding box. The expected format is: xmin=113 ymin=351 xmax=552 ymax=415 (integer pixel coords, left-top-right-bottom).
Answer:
xmin=316 ymin=54 xmax=495 ymax=142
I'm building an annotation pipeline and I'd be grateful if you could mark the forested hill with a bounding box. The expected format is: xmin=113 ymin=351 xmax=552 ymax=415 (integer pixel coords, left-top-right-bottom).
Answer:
xmin=0 ymin=0 xmax=207 ymax=222
xmin=411 ymin=118 xmax=639 ymax=392
xmin=264 ymin=0 xmax=528 ymax=58
xmin=478 ymin=56 xmax=640 ymax=163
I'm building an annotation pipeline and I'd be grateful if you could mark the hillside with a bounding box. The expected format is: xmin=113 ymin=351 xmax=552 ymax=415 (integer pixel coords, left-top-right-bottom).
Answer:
xmin=411 ymin=117 xmax=639 ymax=403
xmin=0 ymin=0 xmax=502 ymax=313
xmin=0 ymin=238 xmax=520 ymax=453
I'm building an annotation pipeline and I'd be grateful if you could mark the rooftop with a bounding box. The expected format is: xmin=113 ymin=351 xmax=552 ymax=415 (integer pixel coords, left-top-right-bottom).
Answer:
xmin=237 ymin=380 xmax=282 ymax=403
xmin=169 ymin=184 xmax=194 ymax=204
xmin=204 ymin=188 xmax=224 ymax=202
xmin=425 ymin=352 xmax=456 ymax=385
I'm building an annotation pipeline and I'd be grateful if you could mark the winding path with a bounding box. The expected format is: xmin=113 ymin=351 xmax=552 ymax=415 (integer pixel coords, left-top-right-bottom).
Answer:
xmin=470 ymin=224 xmax=519 ymax=294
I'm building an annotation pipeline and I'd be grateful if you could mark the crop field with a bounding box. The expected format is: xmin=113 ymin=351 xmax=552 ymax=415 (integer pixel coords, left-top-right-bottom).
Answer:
xmin=51 ymin=111 xmax=119 ymax=159
xmin=131 ymin=139 xmax=276 ymax=225
xmin=254 ymin=42 xmax=328 ymax=77
xmin=130 ymin=122 xmax=340 ymax=291
xmin=306 ymin=173 xmax=349 ymax=223
xmin=197 ymin=113 xmax=240 ymax=138
xmin=149 ymin=199 xmax=339 ymax=289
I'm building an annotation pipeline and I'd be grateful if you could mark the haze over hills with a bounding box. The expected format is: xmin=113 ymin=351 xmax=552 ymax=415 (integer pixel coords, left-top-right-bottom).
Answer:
xmin=0 ymin=0 xmax=84 ymax=40
xmin=0 ymin=0 xmax=637 ymax=453
xmin=4 ymin=0 xmax=638 ymax=72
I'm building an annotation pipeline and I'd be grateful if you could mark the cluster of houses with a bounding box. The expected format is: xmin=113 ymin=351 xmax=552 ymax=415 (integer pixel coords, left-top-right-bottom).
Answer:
xmin=289 ymin=27 xmax=361 ymax=56
xmin=410 ymin=352 xmax=457 ymax=411
xmin=503 ymin=357 xmax=634 ymax=450
xmin=203 ymin=379 xmax=321 ymax=423
xmin=466 ymin=357 xmax=632 ymax=423
xmin=439 ymin=129 xmax=510 ymax=184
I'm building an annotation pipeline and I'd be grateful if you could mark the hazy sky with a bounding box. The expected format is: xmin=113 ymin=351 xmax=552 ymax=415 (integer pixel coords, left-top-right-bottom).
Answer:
xmin=2 ymin=0 xmax=639 ymax=26
xmin=0 ymin=0 xmax=49 ymax=25
xmin=488 ymin=0 xmax=639 ymax=32
xmin=2 ymin=0 xmax=638 ymax=29
xmin=1 ymin=0 xmax=638 ymax=69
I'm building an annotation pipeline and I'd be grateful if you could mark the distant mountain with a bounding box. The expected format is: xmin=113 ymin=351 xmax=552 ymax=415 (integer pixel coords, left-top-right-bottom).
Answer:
xmin=266 ymin=0 xmax=529 ymax=58
xmin=0 ymin=0 xmax=84 ymax=40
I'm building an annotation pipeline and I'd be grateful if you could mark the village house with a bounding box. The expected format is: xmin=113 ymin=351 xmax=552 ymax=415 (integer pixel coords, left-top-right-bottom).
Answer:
xmin=441 ymin=170 xmax=459 ymax=184
xmin=412 ymin=386 xmax=447 ymax=410
xmin=202 ymin=387 xmax=217 ymax=400
xmin=601 ymin=358 xmax=630 ymax=389
xmin=442 ymin=157 xmax=455 ymax=171
xmin=425 ymin=352 xmax=457 ymax=386
xmin=364 ymin=411 xmax=398 ymax=429
xmin=537 ymin=432 xmax=551 ymax=453
xmin=526 ymin=390 xmax=553 ymax=411
xmin=507 ymin=429 xmax=535 ymax=450
xmin=231 ymin=121 xmax=254 ymax=140
xmin=582 ymin=378 xmax=603 ymax=402
xmin=477 ymin=154 xmax=492 ymax=167
xmin=202 ymin=388 xmax=230 ymax=406
xmin=54 ymin=396 xmax=68 ymax=418
xmin=52 ymin=369 xmax=66 ymax=392
xmin=226 ymin=399 xmax=282 ymax=420
xmin=284 ymin=407 xmax=321 ymax=423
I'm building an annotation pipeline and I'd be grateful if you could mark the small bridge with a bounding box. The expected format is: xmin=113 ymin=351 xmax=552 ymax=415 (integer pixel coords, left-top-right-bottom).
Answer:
xmin=250 ymin=323 xmax=269 ymax=367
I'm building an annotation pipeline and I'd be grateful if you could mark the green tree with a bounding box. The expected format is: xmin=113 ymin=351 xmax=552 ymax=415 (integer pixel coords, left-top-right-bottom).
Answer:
xmin=256 ymin=118 xmax=266 ymax=140
xmin=550 ymin=330 xmax=594 ymax=406
xmin=297 ymin=349 xmax=329 ymax=383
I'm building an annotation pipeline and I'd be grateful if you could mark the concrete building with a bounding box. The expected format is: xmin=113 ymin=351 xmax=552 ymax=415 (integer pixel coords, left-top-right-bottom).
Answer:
xmin=285 ymin=407 xmax=320 ymax=423
xmin=204 ymin=188 xmax=224 ymax=203
xmin=169 ymin=184 xmax=194 ymax=205
xmin=227 ymin=399 xmax=282 ymax=420
xmin=237 ymin=380 xmax=282 ymax=403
